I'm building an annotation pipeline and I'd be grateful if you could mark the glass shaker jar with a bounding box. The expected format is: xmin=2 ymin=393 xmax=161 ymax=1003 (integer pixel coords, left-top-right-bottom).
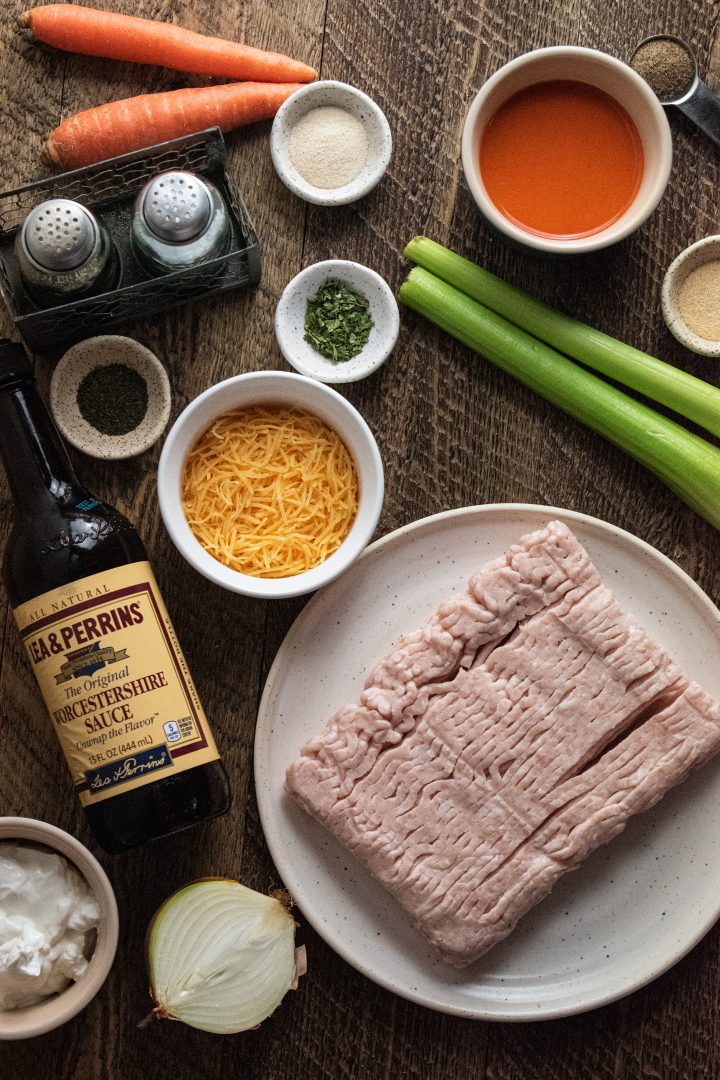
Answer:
xmin=15 ymin=199 xmax=118 ymax=305
xmin=131 ymin=170 xmax=232 ymax=275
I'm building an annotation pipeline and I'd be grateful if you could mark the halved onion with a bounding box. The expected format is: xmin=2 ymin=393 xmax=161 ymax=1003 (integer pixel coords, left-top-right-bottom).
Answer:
xmin=143 ymin=879 xmax=304 ymax=1034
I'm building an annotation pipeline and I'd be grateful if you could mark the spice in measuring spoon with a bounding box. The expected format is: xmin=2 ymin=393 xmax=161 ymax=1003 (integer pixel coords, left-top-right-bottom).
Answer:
xmin=630 ymin=35 xmax=720 ymax=151
xmin=76 ymin=362 xmax=149 ymax=435
xmin=630 ymin=36 xmax=695 ymax=101
xmin=304 ymin=280 xmax=374 ymax=363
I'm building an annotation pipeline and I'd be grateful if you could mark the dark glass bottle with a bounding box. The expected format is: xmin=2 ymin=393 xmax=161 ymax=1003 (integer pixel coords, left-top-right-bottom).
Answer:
xmin=0 ymin=341 xmax=229 ymax=852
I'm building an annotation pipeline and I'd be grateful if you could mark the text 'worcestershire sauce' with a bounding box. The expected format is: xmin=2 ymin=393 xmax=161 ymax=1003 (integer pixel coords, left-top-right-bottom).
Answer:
xmin=0 ymin=341 xmax=230 ymax=852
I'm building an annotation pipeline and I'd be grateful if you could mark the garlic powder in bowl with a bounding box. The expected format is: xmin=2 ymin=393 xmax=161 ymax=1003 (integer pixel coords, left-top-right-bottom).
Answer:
xmin=271 ymin=81 xmax=392 ymax=206
xmin=289 ymin=106 xmax=369 ymax=189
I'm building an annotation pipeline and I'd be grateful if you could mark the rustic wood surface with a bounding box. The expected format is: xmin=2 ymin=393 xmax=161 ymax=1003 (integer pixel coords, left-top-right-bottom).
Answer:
xmin=2 ymin=0 xmax=720 ymax=1076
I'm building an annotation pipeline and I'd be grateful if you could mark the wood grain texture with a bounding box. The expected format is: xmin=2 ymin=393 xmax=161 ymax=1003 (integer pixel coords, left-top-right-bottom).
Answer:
xmin=1 ymin=0 xmax=720 ymax=1077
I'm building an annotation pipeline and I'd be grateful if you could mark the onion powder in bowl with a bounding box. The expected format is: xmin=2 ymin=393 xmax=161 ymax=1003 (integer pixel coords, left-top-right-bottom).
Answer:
xmin=288 ymin=106 xmax=369 ymax=188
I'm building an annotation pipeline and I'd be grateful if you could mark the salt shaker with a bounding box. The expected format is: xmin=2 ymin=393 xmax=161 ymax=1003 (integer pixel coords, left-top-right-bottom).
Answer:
xmin=15 ymin=199 xmax=118 ymax=303
xmin=130 ymin=171 xmax=231 ymax=275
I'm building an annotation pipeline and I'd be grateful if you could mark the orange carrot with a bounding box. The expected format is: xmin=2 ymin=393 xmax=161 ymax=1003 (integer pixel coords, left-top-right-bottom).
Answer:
xmin=20 ymin=4 xmax=317 ymax=84
xmin=45 ymin=82 xmax=305 ymax=169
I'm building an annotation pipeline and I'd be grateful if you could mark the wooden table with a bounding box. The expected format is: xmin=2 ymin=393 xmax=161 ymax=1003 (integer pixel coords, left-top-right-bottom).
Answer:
xmin=2 ymin=1 xmax=720 ymax=1076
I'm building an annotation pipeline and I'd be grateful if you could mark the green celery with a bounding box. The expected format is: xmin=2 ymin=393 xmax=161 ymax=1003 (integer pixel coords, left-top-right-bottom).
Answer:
xmin=398 ymin=267 xmax=720 ymax=530
xmin=404 ymin=236 xmax=720 ymax=440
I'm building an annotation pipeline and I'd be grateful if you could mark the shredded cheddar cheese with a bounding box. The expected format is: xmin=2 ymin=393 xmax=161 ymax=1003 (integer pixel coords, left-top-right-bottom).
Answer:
xmin=182 ymin=406 xmax=359 ymax=578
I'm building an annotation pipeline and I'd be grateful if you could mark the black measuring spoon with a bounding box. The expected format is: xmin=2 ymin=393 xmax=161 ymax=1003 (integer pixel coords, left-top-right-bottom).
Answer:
xmin=631 ymin=34 xmax=720 ymax=148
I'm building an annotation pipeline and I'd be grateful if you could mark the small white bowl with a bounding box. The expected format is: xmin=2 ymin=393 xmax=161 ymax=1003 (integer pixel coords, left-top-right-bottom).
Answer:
xmin=50 ymin=336 xmax=171 ymax=460
xmin=662 ymin=236 xmax=720 ymax=356
xmin=270 ymin=81 xmax=392 ymax=206
xmin=0 ymin=817 xmax=119 ymax=1041
xmin=157 ymin=371 xmax=384 ymax=599
xmin=461 ymin=46 xmax=672 ymax=254
xmin=275 ymin=260 xmax=399 ymax=384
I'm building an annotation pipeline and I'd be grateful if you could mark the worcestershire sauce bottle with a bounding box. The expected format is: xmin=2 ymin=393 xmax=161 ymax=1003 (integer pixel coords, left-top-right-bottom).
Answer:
xmin=0 ymin=342 xmax=230 ymax=852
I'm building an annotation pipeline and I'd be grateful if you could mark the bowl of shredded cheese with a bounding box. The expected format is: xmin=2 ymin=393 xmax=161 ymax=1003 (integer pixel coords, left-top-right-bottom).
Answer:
xmin=157 ymin=372 xmax=384 ymax=598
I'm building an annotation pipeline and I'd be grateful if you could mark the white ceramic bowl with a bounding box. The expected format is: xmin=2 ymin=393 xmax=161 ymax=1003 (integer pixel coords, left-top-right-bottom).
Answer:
xmin=275 ymin=260 xmax=400 ymax=383
xmin=157 ymin=372 xmax=384 ymax=599
xmin=661 ymin=236 xmax=720 ymax=357
xmin=50 ymin=336 xmax=171 ymax=460
xmin=270 ymin=81 xmax=392 ymax=206
xmin=0 ymin=817 xmax=119 ymax=1041
xmin=461 ymin=46 xmax=673 ymax=254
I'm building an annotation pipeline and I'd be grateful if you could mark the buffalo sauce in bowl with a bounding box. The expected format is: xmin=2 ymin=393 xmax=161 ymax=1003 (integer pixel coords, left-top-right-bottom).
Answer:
xmin=479 ymin=80 xmax=644 ymax=239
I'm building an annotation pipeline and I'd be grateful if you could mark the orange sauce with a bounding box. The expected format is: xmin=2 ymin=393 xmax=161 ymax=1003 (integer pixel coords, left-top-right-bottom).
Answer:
xmin=479 ymin=80 xmax=644 ymax=239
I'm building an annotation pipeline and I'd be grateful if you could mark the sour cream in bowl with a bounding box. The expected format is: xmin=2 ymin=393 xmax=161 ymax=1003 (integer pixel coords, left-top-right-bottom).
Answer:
xmin=0 ymin=817 xmax=118 ymax=1040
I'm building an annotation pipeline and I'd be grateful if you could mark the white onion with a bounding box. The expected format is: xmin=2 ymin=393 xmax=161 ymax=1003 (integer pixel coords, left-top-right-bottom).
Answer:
xmin=144 ymin=879 xmax=304 ymax=1034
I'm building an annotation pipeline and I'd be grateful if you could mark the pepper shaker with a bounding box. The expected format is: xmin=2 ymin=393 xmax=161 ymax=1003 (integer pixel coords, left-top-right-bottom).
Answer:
xmin=130 ymin=170 xmax=232 ymax=275
xmin=15 ymin=199 xmax=118 ymax=304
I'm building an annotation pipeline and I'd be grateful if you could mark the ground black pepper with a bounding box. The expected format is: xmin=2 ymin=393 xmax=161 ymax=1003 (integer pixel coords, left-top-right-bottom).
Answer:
xmin=631 ymin=38 xmax=695 ymax=101
xmin=76 ymin=363 xmax=148 ymax=436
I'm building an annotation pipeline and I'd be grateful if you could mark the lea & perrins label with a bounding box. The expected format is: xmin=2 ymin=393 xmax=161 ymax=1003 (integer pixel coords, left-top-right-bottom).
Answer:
xmin=13 ymin=561 xmax=220 ymax=806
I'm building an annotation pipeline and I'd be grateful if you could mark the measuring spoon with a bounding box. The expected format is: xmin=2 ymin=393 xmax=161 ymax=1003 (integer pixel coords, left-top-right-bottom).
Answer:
xmin=630 ymin=35 xmax=720 ymax=149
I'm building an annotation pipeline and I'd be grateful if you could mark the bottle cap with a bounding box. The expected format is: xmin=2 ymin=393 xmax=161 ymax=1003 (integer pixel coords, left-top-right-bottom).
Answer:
xmin=139 ymin=171 xmax=212 ymax=243
xmin=0 ymin=339 xmax=33 ymax=389
xmin=20 ymin=200 xmax=99 ymax=271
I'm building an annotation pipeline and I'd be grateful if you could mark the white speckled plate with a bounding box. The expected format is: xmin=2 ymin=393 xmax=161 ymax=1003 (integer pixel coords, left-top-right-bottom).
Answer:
xmin=254 ymin=504 xmax=720 ymax=1020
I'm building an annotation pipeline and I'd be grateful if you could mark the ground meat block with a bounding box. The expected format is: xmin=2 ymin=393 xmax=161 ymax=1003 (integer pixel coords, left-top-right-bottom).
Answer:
xmin=285 ymin=521 xmax=720 ymax=967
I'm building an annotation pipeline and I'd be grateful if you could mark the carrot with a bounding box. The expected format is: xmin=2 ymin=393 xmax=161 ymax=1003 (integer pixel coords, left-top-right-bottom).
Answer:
xmin=45 ymin=82 xmax=305 ymax=169
xmin=20 ymin=4 xmax=317 ymax=84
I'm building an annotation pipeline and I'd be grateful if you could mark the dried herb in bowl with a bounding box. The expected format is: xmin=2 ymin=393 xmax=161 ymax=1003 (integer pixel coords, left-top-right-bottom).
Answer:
xmin=304 ymin=280 xmax=373 ymax=364
xmin=76 ymin=362 xmax=149 ymax=436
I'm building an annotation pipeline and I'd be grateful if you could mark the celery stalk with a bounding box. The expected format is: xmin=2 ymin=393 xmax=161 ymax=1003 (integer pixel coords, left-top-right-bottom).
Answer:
xmin=398 ymin=267 xmax=720 ymax=530
xmin=404 ymin=236 xmax=720 ymax=440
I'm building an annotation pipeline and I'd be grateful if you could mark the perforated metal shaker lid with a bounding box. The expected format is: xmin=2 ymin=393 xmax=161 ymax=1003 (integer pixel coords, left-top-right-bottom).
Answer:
xmin=21 ymin=199 xmax=99 ymax=271
xmin=139 ymin=171 xmax=212 ymax=243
